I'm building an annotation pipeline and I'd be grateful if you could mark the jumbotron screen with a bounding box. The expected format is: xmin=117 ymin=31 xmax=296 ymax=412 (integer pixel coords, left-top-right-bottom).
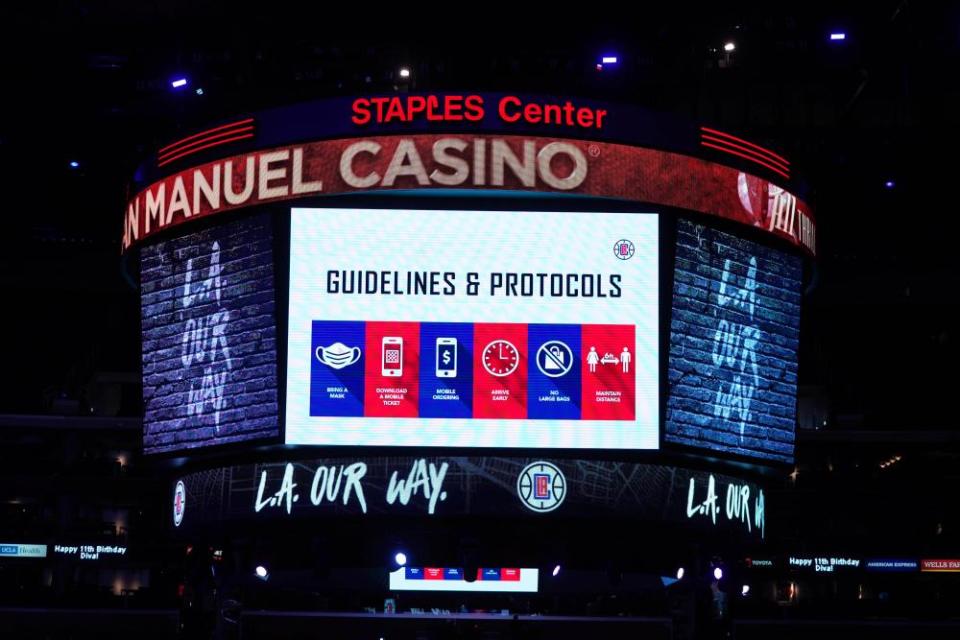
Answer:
xmin=140 ymin=213 xmax=280 ymax=454
xmin=285 ymin=208 xmax=659 ymax=449
xmin=129 ymin=93 xmax=815 ymax=460
xmin=665 ymin=218 xmax=802 ymax=462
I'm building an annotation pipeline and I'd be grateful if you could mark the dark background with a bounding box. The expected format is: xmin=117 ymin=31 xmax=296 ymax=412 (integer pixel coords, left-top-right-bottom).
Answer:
xmin=0 ymin=2 xmax=959 ymax=616
xmin=2 ymin=2 xmax=956 ymax=430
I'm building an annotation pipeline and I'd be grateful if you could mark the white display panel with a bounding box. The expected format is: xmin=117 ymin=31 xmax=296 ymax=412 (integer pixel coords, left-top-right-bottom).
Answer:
xmin=389 ymin=568 xmax=539 ymax=593
xmin=0 ymin=543 xmax=47 ymax=558
xmin=286 ymin=208 xmax=658 ymax=449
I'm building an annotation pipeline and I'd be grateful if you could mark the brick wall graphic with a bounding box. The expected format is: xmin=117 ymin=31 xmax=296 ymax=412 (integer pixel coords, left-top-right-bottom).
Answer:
xmin=140 ymin=213 xmax=278 ymax=453
xmin=666 ymin=219 xmax=801 ymax=462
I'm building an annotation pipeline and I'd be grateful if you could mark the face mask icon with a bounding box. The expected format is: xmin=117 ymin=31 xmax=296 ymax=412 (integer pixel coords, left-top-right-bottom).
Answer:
xmin=315 ymin=342 xmax=362 ymax=369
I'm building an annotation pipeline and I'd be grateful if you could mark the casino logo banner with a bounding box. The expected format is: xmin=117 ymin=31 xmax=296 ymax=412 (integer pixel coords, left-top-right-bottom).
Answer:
xmin=174 ymin=457 xmax=766 ymax=540
xmin=286 ymin=208 xmax=658 ymax=450
xmin=122 ymin=133 xmax=815 ymax=255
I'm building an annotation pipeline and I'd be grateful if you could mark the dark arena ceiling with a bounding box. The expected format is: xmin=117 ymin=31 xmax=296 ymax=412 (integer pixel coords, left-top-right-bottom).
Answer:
xmin=0 ymin=1 xmax=957 ymax=435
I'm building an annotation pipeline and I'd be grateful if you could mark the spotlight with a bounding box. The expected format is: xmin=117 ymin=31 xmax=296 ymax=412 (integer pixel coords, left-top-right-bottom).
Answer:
xmin=68 ymin=161 xmax=80 ymax=169
xmin=601 ymin=55 xmax=618 ymax=64
xmin=884 ymin=180 xmax=895 ymax=189
xmin=713 ymin=567 xmax=723 ymax=581
xmin=723 ymin=42 xmax=736 ymax=52
xmin=394 ymin=552 xmax=407 ymax=567
xmin=676 ymin=567 xmax=685 ymax=580
xmin=552 ymin=564 xmax=561 ymax=577
xmin=254 ymin=565 xmax=269 ymax=580
xmin=399 ymin=68 xmax=410 ymax=79
xmin=829 ymin=32 xmax=846 ymax=41
xmin=742 ymin=584 xmax=751 ymax=596
xmin=170 ymin=77 xmax=188 ymax=89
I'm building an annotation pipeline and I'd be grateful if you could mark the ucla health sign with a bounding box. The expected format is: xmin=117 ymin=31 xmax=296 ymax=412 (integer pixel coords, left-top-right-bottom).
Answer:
xmin=0 ymin=543 xmax=47 ymax=558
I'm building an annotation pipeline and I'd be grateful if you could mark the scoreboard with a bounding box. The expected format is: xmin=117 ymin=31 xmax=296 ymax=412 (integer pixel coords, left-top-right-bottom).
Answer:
xmin=132 ymin=93 xmax=810 ymax=468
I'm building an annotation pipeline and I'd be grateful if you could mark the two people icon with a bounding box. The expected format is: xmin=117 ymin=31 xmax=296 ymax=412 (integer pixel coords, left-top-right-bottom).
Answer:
xmin=587 ymin=346 xmax=632 ymax=373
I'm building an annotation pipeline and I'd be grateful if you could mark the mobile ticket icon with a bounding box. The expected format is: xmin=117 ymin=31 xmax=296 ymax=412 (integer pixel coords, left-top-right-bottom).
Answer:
xmin=381 ymin=337 xmax=403 ymax=377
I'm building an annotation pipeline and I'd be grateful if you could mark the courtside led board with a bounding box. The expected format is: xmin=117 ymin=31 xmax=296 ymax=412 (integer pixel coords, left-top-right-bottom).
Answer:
xmin=389 ymin=567 xmax=538 ymax=593
xmin=286 ymin=208 xmax=658 ymax=449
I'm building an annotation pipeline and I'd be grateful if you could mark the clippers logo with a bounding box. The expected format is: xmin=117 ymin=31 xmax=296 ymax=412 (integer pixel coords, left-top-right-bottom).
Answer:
xmin=534 ymin=474 xmax=551 ymax=499
xmin=517 ymin=461 xmax=566 ymax=513
xmin=613 ymin=239 xmax=635 ymax=260
xmin=173 ymin=480 xmax=186 ymax=527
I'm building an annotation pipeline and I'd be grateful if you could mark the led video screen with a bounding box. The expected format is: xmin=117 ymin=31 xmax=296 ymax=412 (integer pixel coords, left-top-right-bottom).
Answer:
xmin=665 ymin=218 xmax=802 ymax=462
xmin=140 ymin=213 xmax=279 ymax=454
xmin=286 ymin=208 xmax=658 ymax=449
xmin=389 ymin=567 xmax=539 ymax=593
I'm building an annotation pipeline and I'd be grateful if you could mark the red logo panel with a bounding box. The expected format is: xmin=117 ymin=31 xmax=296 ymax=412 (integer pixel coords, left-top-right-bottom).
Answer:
xmin=472 ymin=323 xmax=527 ymax=419
xmin=364 ymin=321 xmax=420 ymax=417
xmin=581 ymin=324 xmax=635 ymax=420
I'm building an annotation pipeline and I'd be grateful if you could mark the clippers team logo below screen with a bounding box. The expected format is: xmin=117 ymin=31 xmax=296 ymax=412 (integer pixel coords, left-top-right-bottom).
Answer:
xmin=286 ymin=208 xmax=659 ymax=450
xmin=173 ymin=480 xmax=186 ymax=527
xmin=518 ymin=461 xmax=566 ymax=512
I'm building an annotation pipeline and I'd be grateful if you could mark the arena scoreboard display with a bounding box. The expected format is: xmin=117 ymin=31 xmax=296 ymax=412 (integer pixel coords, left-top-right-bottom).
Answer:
xmin=286 ymin=208 xmax=658 ymax=449
xmin=130 ymin=92 xmax=812 ymax=466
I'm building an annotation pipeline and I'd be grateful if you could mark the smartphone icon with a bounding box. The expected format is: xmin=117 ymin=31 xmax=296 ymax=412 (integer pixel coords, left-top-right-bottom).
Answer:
xmin=381 ymin=337 xmax=403 ymax=377
xmin=436 ymin=337 xmax=457 ymax=378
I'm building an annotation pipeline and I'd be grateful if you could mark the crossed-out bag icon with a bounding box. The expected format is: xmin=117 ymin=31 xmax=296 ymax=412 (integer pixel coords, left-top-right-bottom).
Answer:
xmin=543 ymin=345 xmax=565 ymax=370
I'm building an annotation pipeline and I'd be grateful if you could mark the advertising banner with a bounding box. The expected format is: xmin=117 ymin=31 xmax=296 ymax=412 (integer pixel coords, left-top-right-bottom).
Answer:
xmin=122 ymin=134 xmax=814 ymax=255
xmin=172 ymin=457 xmax=766 ymax=540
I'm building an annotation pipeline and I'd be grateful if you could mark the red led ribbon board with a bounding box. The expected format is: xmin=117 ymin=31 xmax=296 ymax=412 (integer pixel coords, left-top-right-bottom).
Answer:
xmin=921 ymin=559 xmax=960 ymax=573
xmin=122 ymin=134 xmax=815 ymax=255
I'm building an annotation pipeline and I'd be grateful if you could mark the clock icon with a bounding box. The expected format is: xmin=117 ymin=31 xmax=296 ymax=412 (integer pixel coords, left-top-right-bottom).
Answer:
xmin=482 ymin=340 xmax=520 ymax=377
